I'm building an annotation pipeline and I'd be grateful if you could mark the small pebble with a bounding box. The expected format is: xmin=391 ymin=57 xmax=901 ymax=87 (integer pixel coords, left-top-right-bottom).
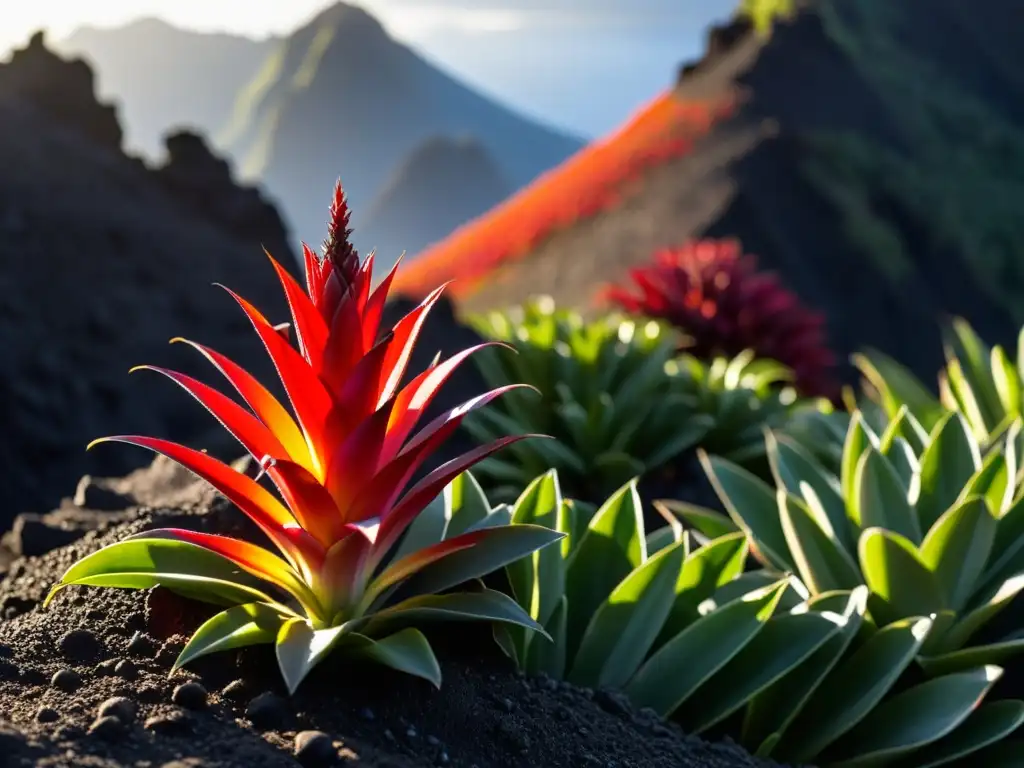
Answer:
xmin=97 ymin=659 xmax=118 ymax=676
xmin=88 ymin=715 xmax=124 ymax=741
xmin=86 ymin=609 xmax=105 ymax=621
xmin=115 ymin=660 xmax=138 ymax=680
xmin=0 ymin=661 xmax=19 ymax=681
xmin=222 ymin=679 xmax=248 ymax=701
xmin=294 ymin=730 xmax=336 ymax=767
xmin=245 ymin=692 xmax=288 ymax=730
xmin=406 ymin=727 xmax=418 ymax=739
xmin=127 ymin=632 xmax=157 ymax=657
xmin=59 ymin=629 xmax=100 ymax=662
xmin=97 ymin=696 xmax=136 ymax=723
xmin=172 ymin=681 xmax=208 ymax=710
xmin=144 ymin=709 xmax=191 ymax=735
xmin=358 ymin=707 xmax=375 ymax=721
xmin=51 ymin=669 xmax=82 ymax=693
xmin=427 ymin=735 xmax=441 ymax=747
xmin=35 ymin=707 xmax=59 ymax=723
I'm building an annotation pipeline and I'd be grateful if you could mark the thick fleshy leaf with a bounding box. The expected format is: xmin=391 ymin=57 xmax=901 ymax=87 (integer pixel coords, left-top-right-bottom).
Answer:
xmin=388 ymin=490 xmax=449 ymax=565
xmin=699 ymin=451 xmax=794 ymax=572
xmin=524 ymin=594 xmax=568 ymax=678
xmin=841 ymin=411 xmax=880 ymax=509
xmin=859 ymin=527 xmax=945 ymax=625
xmin=372 ymin=434 xmax=539 ymax=562
xmin=853 ymin=448 xmax=921 ymax=544
xmin=266 ymin=249 xmax=329 ymax=370
xmin=778 ymin=616 xmax=934 ymax=763
xmin=768 ymin=433 xmax=852 ymax=553
xmin=123 ymin=528 xmax=322 ymax=617
xmin=569 ymin=538 xmax=687 ymax=689
xmin=625 ymin=580 xmax=788 ymax=717
xmin=172 ymin=338 xmax=311 ymax=469
xmin=657 ymin=531 xmax=749 ymax=644
xmin=779 ymin=489 xmax=862 ymax=595
xmin=275 ymin=619 xmax=347 ymax=694
xmin=88 ymin=436 xmax=320 ymax=568
xmin=679 ymin=609 xmax=845 ymax=734
xmin=45 ymin=537 xmax=277 ymax=608
xmin=507 ymin=471 xmax=565 ymax=628
xmin=131 ymin=366 xmax=288 ymax=463
xmin=741 ymin=587 xmax=868 ymax=754
xmin=345 ymin=628 xmax=442 ymax=688
xmin=654 ymin=500 xmax=741 ymax=541
xmin=979 ymin=495 xmax=1024 ymax=600
xmin=444 ymin=470 xmax=493 ymax=539
xmin=264 ymin=457 xmax=353 ymax=546
xmin=917 ymin=635 xmax=1024 ymax=676
xmin=889 ymin=700 xmax=1024 ymax=768
xmin=392 ymin=524 xmax=565 ymax=602
xmin=319 ymin=532 xmax=373 ymax=619
xmin=174 ymin=602 xmax=290 ymax=671
xmin=826 ymin=666 xmax=1004 ymax=766
xmin=377 ymin=285 xmax=449 ymax=404
xmin=919 ymin=496 xmax=996 ymax=612
xmin=940 ymin=574 xmax=1024 ymax=654
xmin=564 ymin=479 xmax=646 ymax=659
xmin=220 ymin=286 xmax=335 ymax=470
xmin=853 ymin=352 xmax=943 ymax=428
xmin=362 ymin=589 xmax=546 ymax=638
xmin=916 ymin=412 xmax=982 ymax=532
xmin=385 ymin=344 xmax=511 ymax=458
xmin=961 ymin=447 xmax=1013 ymax=519
xmin=324 ymin=398 xmax=397 ymax=515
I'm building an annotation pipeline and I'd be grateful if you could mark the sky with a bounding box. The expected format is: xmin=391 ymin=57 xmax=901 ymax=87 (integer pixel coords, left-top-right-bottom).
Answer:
xmin=0 ymin=1 xmax=690 ymax=52
xmin=0 ymin=0 xmax=734 ymax=137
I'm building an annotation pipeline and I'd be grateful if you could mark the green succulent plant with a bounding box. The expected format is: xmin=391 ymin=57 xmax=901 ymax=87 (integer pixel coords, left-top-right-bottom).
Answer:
xmin=463 ymin=297 xmax=812 ymax=503
xmin=856 ymin=317 xmax=1024 ymax=464
xmin=489 ymin=468 xmax=1024 ymax=765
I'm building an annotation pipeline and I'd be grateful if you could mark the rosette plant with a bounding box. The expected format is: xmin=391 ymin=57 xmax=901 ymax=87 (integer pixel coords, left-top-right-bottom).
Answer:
xmin=489 ymin=471 xmax=1024 ymax=764
xmin=601 ymin=239 xmax=840 ymax=401
xmin=464 ymin=299 xmax=708 ymax=502
xmin=674 ymin=408 xmax=1024 ymax=761
xmin=46 ymin=183 xmax=563 ymax=693
xmin=464 ymin=297 xmax=815 ymax=504
xmin=857 ymin=317 xmax=1024 ymax=461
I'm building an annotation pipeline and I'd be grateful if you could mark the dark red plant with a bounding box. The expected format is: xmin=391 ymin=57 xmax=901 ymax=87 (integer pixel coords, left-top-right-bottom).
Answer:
xmin=602 ymin=238 xmax=840 ymax=401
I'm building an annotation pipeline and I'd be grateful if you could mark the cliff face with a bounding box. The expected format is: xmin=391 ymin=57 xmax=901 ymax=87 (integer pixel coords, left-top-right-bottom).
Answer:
xmin=395 ymin=0 xmax=1024 ymax=389
xmin=0 ymin=33 xmax=297 ymax=524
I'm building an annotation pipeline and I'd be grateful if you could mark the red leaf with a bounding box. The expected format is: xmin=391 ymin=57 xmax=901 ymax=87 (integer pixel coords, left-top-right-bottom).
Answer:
xmin=171 ymin=338 xmax=312 ymax=471
xmin=266 ymin=249 xmax=328 ymax=371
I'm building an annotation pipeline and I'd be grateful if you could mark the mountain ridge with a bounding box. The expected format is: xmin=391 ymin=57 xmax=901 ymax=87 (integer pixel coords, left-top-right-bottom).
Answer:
xmin=220 ymin=1 xmax=583 ymax=263
xmin=390 ymin=0 xmax=1024 ymax=391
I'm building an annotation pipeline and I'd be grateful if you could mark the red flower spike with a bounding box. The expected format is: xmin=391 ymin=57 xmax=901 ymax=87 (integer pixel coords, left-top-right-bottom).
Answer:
xmin=602 ymin=239 xmax=841 ymax=401
xmin=323 ymin=180 xmax=360 ymax=291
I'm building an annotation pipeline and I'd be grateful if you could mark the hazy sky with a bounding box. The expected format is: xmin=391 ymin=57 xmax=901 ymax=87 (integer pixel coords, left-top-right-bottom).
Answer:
xmin=1 ymin=1 xmax=695 ymax=52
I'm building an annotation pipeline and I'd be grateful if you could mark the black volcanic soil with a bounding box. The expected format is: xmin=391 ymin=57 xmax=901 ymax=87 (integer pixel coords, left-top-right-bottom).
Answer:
xmin=0 ymin=460 xmax=782 ymax=768
xmin=448 ymin=0 xmax=1024 ymax=390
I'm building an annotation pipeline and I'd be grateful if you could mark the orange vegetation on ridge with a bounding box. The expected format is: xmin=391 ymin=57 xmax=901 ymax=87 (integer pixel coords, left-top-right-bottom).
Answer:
xmin=391 ymin=90 xmax=738 ymax=300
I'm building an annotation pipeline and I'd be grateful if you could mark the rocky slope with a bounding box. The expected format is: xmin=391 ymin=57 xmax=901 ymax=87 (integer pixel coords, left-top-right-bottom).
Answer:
xmin=219 ymin=2 xmax=582 ymax=254
xmin=0 ymin=33 xmax=296 ymax=525
xmin=359 ymin=136 xmax=513 ymax=268
xmin=57 ymin=18 xmax=279 ymax=158
xmin=0 ymin=455 xmax=781 ymax=768
xmin=393 ymin=0 xmax=1024 ymax=390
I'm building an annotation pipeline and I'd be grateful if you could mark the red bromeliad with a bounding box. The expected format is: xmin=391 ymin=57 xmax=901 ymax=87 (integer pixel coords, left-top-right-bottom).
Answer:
xmin=602 ymin=239 xmax=840 ymax=401
xmin=47 ymin=183 xmax=562 ymax=693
